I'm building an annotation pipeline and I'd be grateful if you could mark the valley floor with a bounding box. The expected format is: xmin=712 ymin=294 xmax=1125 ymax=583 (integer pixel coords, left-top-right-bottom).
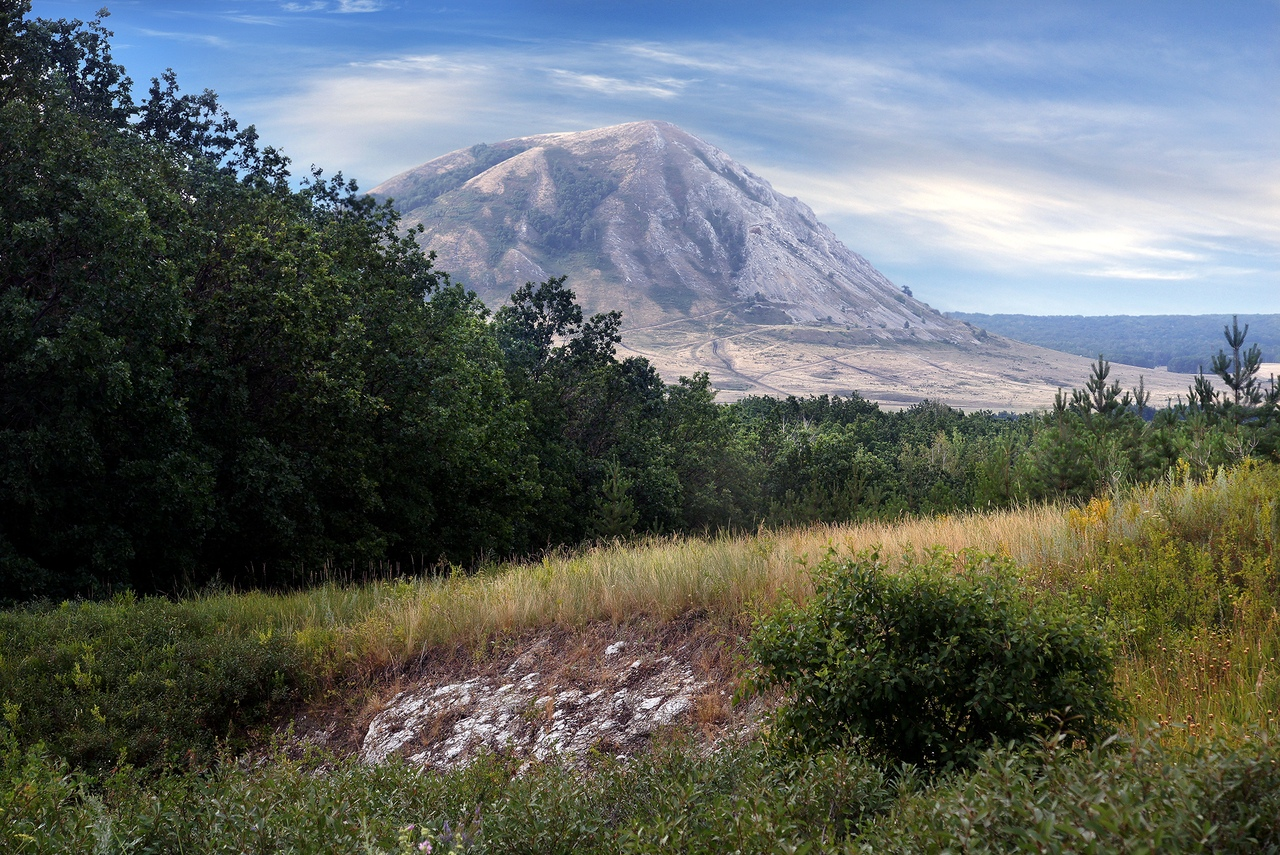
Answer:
xmin=620 ymin=316 xmax=1196 ymax=409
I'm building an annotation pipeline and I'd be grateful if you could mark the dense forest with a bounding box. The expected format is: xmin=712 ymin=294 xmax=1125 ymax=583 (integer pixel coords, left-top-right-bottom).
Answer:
xmin=2 ymin=6 xmax=1278 ymax=603
xmin=950 ymin=312 xmax=1280 ymax=372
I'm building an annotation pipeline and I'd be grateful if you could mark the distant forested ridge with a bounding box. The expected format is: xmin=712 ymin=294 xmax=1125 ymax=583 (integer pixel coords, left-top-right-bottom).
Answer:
xmin=2 ymin=7 xmax=1277 ymax=602
xmin=949 ymin=313 xmax=1280 ymax=373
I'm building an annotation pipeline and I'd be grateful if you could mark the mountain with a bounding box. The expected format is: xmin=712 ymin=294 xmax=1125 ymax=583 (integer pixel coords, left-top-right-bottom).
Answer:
xmin=372 ymin=120 xmax=962 ymax=337
xmin=371 ymin=121 xmax=1196 ymax=410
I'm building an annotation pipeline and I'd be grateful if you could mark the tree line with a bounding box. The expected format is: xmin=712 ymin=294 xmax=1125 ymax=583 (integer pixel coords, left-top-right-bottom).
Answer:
xmin=2 ymin=6 xmax=1277 ymax=602
xmin=948 ymin=312 xmax=1280 ymax=373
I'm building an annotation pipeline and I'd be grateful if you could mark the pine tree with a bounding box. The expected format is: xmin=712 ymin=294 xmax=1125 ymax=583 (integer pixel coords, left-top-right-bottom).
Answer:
xmin=1034 ymin=389 xmax=1093 ymax=497
xmin=1069 ymin=356 xmax=1131 ymax=426
xmin=1211 ymin=315 xmax=1265 ymax=409
xmin=1187 ymin=370 xmax=1219 ymax=414
xmin=591 ymin=458 xmax=638 ymax=539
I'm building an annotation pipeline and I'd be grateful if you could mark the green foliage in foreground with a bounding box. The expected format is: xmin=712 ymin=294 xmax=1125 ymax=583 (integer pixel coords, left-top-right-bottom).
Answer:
xmin=752 ymin=552 xmax=1122 ymax=771
xmin=0 ymin=737 xmax=892 ymax=855
xmin=4 ymin=730 xmax=1279 ymax=854
xmin=0 ymin=466 xmax=1277 ymax=849
xmin=856 ymin=730 xmax=1280 ymax=854
xmin=0 ymin=596 xmax=301 ymax=771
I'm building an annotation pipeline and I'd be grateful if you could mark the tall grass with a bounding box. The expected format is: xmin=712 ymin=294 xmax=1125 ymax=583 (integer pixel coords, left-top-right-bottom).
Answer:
xmin=180 ymin=461 xmax=1280 ymax=735
xmin=194 ymin=500 xmax=1081 ymax=678
xmin=199 ymin=465 xmax=1264 ymax=625
xmin=6 ymin=461 xmax=1275 ymax=764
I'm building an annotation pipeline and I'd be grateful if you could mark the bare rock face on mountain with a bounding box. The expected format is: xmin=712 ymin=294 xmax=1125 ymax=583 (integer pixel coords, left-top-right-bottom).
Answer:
xmin=372 ymin=121 xmax=966 ymax=340
xmin=372 ymin=122 xmax=1194 ymax=410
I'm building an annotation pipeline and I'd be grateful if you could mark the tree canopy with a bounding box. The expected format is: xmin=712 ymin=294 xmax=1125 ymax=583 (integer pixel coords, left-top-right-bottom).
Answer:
xmin=1 ymin=5 xmax=533 ymax=597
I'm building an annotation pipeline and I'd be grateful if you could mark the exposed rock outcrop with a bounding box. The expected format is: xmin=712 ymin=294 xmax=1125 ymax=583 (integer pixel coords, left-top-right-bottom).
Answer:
xmin=353 ymin=623 xmax=760 ymax=770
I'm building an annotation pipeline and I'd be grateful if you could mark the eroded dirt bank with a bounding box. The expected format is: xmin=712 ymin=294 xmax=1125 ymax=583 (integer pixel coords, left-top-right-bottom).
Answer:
xmin=289 ymin=616 xmax=775 ymax=769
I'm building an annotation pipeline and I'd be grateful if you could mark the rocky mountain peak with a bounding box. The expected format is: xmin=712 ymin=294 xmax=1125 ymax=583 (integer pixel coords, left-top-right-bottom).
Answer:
xmin=370 ymin=122 xmax=974 ymax=343
xmin=369 ymin=123 xmax=1196 ymax=410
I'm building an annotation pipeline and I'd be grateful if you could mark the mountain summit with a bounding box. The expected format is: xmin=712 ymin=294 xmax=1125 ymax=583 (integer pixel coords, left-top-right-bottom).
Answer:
xmin=371 ymin=120 xmax=966 ymax=342
xmin=372 ymin=122 xmax=1191 ymax=409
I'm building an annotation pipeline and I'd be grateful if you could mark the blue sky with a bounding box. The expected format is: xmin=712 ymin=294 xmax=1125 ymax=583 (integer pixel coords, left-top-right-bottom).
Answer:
xmin=32 ymin=0 xmax=1280 ymax=315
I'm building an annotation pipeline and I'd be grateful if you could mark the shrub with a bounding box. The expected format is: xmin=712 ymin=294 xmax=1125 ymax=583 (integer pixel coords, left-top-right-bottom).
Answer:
xmin=0 ymin=594 xmax=302 ymax=771
xmin=0 ymin=733 xmax=99 ymax=853
xmin=855 ymin=728 xmax=1280 ymax=853
xmin=751 ymin=550 xmax=1123 ymax=771
xmin=0 ymin=739 xmax=892 ymax=854
xmin=6 ymin=723 xmax=1277 ymax=854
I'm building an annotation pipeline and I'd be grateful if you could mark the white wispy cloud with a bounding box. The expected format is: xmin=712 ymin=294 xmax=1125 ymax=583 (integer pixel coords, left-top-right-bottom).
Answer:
xmin=251 ymin=55 xmax=519 ymax=181
xmin=223 ymin=15 xmax=284 ymax=26
xmin=1084 ymin=267 xmax=1200 ymax=281
xmin=138 ymin=28 xmax=231 ymax=48
xmin=773 ymin=158 xmax=1276 ymax=284
xmin=547 ymin=69 xmax=685 ymax=99
xmin=349 ymin=54 xmax=485 ymax=73
xmin=621 ymin=44 xmax=736 ymax=72
xmin=336 ymin=0 xmax=386 ymax=12
xmin=278 ymin=0 xmax=385 ymax=11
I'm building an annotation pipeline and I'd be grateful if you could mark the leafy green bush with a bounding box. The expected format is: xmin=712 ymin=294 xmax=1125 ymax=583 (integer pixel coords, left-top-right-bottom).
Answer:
xmin=855 ymin=729 xmax=1280 ymax=853
xmin=751 ymin=551 xmax=1123 ymax=771
xmin=0 ymin=594 xmax=301 ymax=771
xmin=0 ymin=733 xmax=99 ymax=853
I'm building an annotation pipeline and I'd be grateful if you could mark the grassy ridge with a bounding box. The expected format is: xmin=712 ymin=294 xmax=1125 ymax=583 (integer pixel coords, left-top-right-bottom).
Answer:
xmin=168 ymin=463 xmax=1280 ymax=731
xmin=187 ymin=501 xmax=1071 ymax=671
xmin=4 ymin=464 xmax=1280 ymax=851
